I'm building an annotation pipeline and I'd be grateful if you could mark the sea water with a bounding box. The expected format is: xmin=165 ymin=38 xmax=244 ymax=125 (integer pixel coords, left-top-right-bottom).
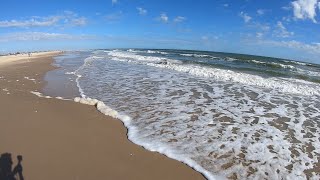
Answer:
xmin=48 ymin=49 xmax=320 ymax=180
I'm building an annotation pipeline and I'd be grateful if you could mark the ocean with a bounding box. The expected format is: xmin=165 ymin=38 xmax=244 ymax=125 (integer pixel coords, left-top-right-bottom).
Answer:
xmin=45 ymin=49 xmax=320 ymax=180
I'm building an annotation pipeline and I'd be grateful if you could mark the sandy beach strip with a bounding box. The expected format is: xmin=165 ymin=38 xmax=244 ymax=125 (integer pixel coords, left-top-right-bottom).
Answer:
xmin=0 ymin=51 xmax=62 ymax=66
xmin=0 ymin=53 xmax=205 ymax=180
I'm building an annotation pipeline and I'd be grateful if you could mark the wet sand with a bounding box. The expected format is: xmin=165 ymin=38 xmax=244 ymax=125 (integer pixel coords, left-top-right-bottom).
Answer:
xmin=0 ymin=53 xmax=205 ymax=180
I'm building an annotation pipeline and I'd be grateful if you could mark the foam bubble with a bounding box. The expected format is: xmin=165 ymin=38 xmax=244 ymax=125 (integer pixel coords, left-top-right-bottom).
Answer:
xmin=180 ymin=53 xmax=212 ymax=58
xmin=30 ymin=91 xmax=52 ymax=98
xmin=30 ymin=91 xmax=71 ymax=100
xmin=24 ymin=76 xmax=37 ymax=83
xmin=65 ymin=72 xmax=75 ymax=75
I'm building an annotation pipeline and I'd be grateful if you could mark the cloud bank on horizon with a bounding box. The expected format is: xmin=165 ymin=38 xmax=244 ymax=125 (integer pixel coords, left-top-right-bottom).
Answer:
xmin=0 ymin=0 xmax=319 ymax=63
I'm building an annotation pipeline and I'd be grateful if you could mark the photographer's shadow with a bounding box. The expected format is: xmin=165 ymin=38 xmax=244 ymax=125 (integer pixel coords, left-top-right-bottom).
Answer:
xmin=0 ymin=153 xmax=24 ymax=180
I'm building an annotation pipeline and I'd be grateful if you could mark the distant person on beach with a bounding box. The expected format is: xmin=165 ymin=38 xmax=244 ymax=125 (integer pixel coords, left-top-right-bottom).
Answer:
xmin=12 ymin=155 xmax=24 ymax=180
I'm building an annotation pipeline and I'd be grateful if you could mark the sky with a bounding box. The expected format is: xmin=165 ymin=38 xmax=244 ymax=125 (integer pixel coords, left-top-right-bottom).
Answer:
xmin=0 ymin=0 xmax=320 ymax=63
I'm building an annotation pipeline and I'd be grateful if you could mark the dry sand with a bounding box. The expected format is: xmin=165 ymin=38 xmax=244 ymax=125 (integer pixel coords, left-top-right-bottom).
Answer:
xmin=0 ymin=51 xmax=61 ymax=65
xmin=0 ymin=53 xmax=205 ymax=180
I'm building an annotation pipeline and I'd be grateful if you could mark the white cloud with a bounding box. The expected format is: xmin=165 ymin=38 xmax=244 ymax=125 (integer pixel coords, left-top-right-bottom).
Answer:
xmin=173 ymin=16 xmax=186 ymax=23
xmin=256 ymin=32 xmax=263 ymax=38
xmin=274 ymin=21 xmax=294 ymax=38
xmin=291 ymin=0 xmax=318 ymax=22
xmin=239 ymin=12 xmax=252 ymax=23
xmin=105 ymin=11 xmax=123 ymax=22
xmin=0 ymin=32 xmax=95 ymax=42
xmin=0 ymin=16 xmax=60 ymax=28
xmin=158 ymin=13 xmax=169 ymax=23
xmin=70 ymin=17 xmax=87 ymax=26
xmin=247 ymin=23 xmax=269 ymax=39
xmin=252 ymin=23 xmax=271 ymax=32
xmin=282 ymin=16 xmax=292 ymax=22
xmin=137 ymin=7 xmax=147 ymax=15
xmin=112 ymin=0 xmax=118 ymax=5
xmin=260 ymin=40 xmax=320 ymax=55
xmin=0 ymin=11 xmax=87 ymax=28
xmin=282 ymin=6 xmax=292 ymax=10
xmin=201 ymin=35 xmax=219 ymax=41
xmin=257 ymin=9 xmax=265 ymax=15
xmin=201 ymin=36 xmax=209 ymax=41
xmin=223 ymin=4 xmax=229 ymax=7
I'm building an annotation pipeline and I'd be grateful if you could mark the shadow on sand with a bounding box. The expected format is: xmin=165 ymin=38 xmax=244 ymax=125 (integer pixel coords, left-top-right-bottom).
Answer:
xmin=0 ymin=153 xmax=24 ymax=180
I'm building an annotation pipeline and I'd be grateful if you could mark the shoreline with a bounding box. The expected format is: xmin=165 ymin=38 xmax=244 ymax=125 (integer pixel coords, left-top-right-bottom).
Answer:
xmin=0 ymin=54 xmax=205 ymax=179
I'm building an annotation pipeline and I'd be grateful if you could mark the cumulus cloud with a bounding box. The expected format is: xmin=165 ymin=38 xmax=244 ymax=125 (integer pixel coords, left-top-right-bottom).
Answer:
xmin=0 ymin=11 xmax=87 ymax=28
xmin=137 ymin=7 xmax=147 ymax=15
xmin=257 ymin=9 xmax=265 ymax=15
xmin=173 ymin=16 xmax=186 ymax=23
xmin=239 ymin=12 xmax=252 ymax=23
xmin=0 ymin=32 xmax=95 ymax=42
xmin=246 ymin=22 xmax=270 ymax=39
xmin=291 ymin=0 xmax=318 ymax=22
xmin=274 ymin=21 xmax=294 ymax=38
xmin=158 ymin=13 xmax=169 ymax=23
xmin=112 ymin=0 xmax=118 ymax=5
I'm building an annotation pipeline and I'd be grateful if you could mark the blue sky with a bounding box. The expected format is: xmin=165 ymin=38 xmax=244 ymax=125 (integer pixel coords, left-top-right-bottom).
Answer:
xmin=0 ymin=0 xmax=320 ymax=63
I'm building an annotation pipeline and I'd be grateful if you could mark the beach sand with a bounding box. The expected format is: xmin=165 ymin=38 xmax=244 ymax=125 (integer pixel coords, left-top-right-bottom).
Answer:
xmin=0 ymin=53 xmax=205 ymax=180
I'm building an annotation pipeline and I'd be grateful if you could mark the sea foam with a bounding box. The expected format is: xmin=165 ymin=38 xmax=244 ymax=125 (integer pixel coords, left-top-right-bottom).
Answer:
xmin=107 ymin=51 xmax=320 ymax=96
xmin=49 ymin=50 xmax=320 ymax=179
xmin=73 ymin=96 xmax=219 ymax=180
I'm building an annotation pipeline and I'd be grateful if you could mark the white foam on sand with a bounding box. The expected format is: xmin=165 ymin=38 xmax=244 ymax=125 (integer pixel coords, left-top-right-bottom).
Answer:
xmin=72 ymin=97 xmax=221 ymax=180
xmin=30 ymin=91 xmax=71 ymax=100
xmin=2 ymin=88 xmax=10 ymax=95
xmin=30 ymin=91 xmax=52 ymax=99
xmin=24 ymin=76 xmax=37 ymax=83
xmin=71 ymin=55 xmax=221 ymax=179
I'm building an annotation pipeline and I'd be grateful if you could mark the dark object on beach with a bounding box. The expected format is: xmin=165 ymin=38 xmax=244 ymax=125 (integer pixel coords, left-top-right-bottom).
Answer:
xmin=156 ymin=60 xmax=168 ymax=65
xmin=0 ymin=153 xmax=24 ymax=180
xmin=12 ymin=155 xmax=24 ymax=180
xmin=0 ymin=153 xmax=14 ymax=180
